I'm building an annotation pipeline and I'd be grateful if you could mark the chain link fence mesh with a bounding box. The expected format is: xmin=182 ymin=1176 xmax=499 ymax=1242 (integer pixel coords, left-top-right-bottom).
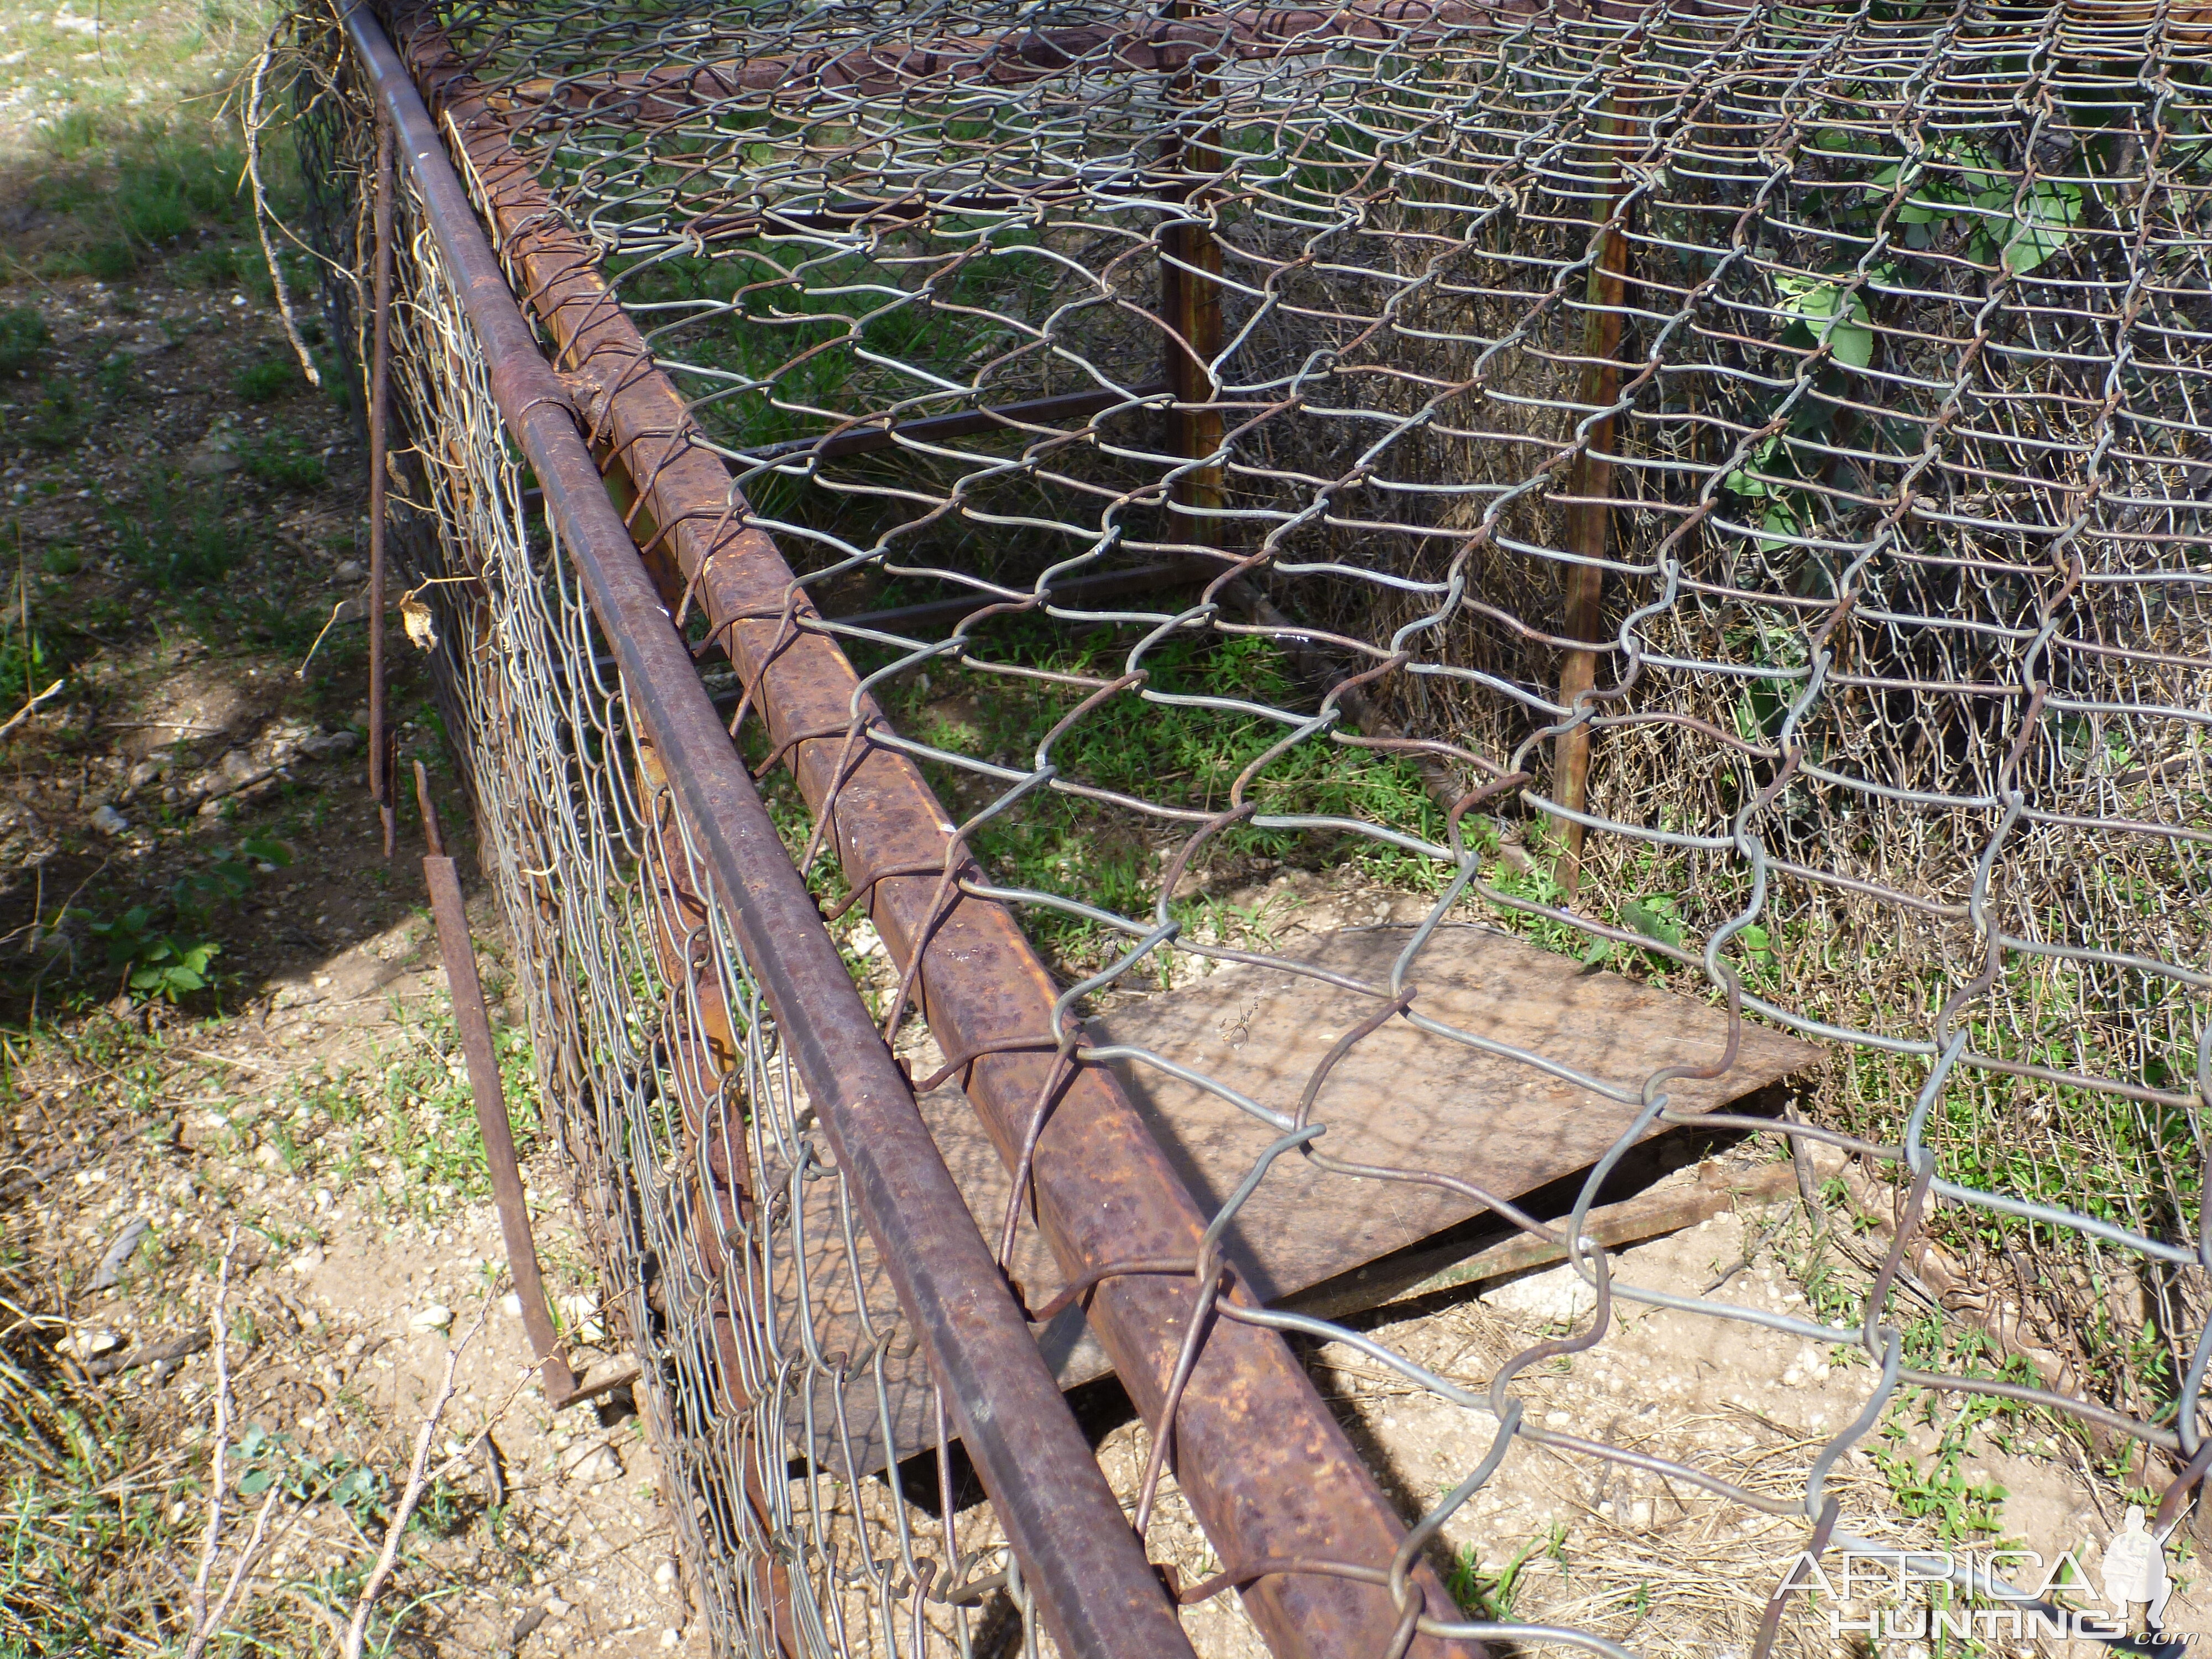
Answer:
xmin=299 ymin=1 xmax=2212 ymax=1653
xmin=293 ymin=34 xmax=1066 ymax=1659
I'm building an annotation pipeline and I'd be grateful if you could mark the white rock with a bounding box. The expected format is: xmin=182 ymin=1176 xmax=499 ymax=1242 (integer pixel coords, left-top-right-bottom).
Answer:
xmin=500 ymin=1292 xmax=523 ymax=1318
xmin=564 ymin=1444 xmax=623 ymax=1485
xmin=409 ymin=1304 xmax=452 ymax=1333
xmin=655 ymin=1559 xmax=679 ymax=1593
xmin=289 ymin=1247 xmax=324 ymax=1274
xmin=661 ymin=1631 xmax=680 ymax=1650
xmin=558 ymin=1292 xmax=605 ymax=1343
xmin=312 ymin=1188 xmax=333 ymax=1213
xmin=1479 ymin=1262 xmax=1598 ymax=1324
xmin=89 ymin=804 xmax=128 ymax=836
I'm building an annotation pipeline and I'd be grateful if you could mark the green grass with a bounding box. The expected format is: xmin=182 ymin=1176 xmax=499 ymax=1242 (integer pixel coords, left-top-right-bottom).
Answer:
xmin=1446 ymin=1522 xmax=1564 ymax=1620
xmin=34 ymin=137 xmax=252 ymax=278
xmin=240 ymin=430 xmax=325 ymax=489
xmin=12 ymin=375 xmax=82 ymax=451
xmin=233 ymin=356 xmax=299 ymax=403
xmin=0 ymin=307 xmax=49 ymax=377
xmin=113 ymin=473 xmax=244 ymax=590
xmin=844 ymin=619 xmax=1446 ymax=980
xmin=0 ymin=1352 xmax=177 ymax=1654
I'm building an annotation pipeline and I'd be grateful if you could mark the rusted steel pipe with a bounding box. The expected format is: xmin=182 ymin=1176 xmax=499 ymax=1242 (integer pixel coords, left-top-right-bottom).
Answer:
xmin=341 ymin=10 xmax=1193 ymax=1658
xmin=374 ymin=10 xmax=1481 ymax=1656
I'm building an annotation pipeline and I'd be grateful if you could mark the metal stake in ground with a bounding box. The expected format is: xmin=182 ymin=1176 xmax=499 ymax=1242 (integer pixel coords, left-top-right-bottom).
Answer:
xmin=368 ymin=117 xmax=396 ymax=860
xmin=1553 ymin=87 xmax=1634 ymax=901
xmin=411 ymin=760 xmax=580 ymax=1406
xmin=1161 ymin=8 xmax=1223 ymax=546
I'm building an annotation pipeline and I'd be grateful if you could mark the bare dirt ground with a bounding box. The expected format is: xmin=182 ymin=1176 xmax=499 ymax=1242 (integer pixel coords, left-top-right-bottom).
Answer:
xmin=0 ymin=13 xmax=706 ymax=1655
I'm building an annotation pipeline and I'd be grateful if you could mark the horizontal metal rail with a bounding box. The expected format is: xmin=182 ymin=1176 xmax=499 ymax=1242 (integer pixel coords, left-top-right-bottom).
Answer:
xmin=378 ymin=5 xmax=1482 ymax=1655
xmin=486 ymin=0 xmax=1530 ymax=114
xmin=740 ymin=383 xmax=1173 ymax=466
xmin=338 ymin=8 xmax=1197 ymax=1658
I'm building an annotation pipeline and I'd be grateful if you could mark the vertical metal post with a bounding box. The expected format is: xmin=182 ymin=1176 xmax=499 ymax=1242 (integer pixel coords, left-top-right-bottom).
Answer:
xmin=1162 ymin=9 xmax=1223 ymax=545
xmin=368 ymin=116 xmax=397 ymax=859
xmin=1554 ymin=90 xmax=1631 ymax=901
xmin=413 ymin=761 xmax=581 ymax=1406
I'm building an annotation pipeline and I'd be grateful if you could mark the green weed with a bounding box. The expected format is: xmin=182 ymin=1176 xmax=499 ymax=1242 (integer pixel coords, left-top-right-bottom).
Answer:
xmin=233 ymin=357 xmax=298 ymax=403
xmin=0 ymin=1348 xmax=174 ymax=1651
xmin=241 ymin=430 xmax=325 ymax=488
xmin=88 ymin=907 xmax=221 ymax=1003
xmin=0 ymin=625 xmax=58 ymax=709
xmin=372 ymin=1011 xmax=544 ymax=1218
xmin=113 ymin=476 xmax=242 ymax=589
xmin=17 ymin=377 xmax=82 ymax=450
xmin=0 ymin=308 xmax=50 ymax=377
xmin=83 ymin=837 xmax=291 ymax=1005
xmin=1446 ymin=1522 xmax=1565 ymax=1619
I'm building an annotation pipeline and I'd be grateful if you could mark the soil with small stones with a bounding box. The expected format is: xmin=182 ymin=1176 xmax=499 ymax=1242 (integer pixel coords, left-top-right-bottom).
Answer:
xmin=1 ymin=163 xmax=701 ymax=1656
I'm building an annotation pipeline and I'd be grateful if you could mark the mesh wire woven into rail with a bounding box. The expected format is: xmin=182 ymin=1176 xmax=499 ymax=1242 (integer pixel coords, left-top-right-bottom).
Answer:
xmin=302 ymin=0 xmax=2212 ymax=1653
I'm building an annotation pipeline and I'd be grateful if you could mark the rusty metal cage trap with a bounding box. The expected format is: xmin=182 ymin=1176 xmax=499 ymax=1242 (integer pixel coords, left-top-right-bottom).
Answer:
xmin=291 ymin=1 xmax=2212 ymax=1655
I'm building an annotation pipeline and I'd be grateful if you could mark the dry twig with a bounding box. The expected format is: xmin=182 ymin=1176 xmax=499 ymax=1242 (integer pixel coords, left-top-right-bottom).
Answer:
xmin=340 ymin=1297 xmax=494 ymax=1658
xmin=180 ymin=1228 xmax=240 ymax=1659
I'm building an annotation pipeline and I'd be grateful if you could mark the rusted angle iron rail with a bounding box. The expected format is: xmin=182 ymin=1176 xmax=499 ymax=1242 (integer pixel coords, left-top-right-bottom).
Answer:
xmin=340 ymin=9 xmax=1194 ymax=1659
xmin=379 ymin=8 xmax=1482 ymax=1657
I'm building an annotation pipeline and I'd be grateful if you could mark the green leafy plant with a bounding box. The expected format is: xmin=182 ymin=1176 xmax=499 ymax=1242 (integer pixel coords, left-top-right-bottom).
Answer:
xmin=174 ymin=835 xmax=294 ymax=925
xmin=84 ymin=838 xmax=290 ymax=1004
xmin=235 ymin=1423 xmax=388 ymax=1523
xmin=1773 ymin=270 xmax=1879 ymax=369
xmin=0 ymin=625 xmax=55 ymax=708
xmin=88 ymin=907 xmax=220 ymax=1003
xmin=1865 ymin=146 xmax=2082 ymax=271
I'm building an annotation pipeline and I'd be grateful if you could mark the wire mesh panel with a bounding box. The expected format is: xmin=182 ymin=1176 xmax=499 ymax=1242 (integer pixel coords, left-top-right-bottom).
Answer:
xmin=293 ymin=30 xmax=1062 ymax=1658
xmin=319 ymin=0 xmax=2212 ymax=1653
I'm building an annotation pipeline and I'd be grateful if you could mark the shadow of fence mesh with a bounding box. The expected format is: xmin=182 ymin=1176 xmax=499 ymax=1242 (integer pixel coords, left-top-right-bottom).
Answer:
xmin=292 ymin=0 xmax=2212 ymax=1653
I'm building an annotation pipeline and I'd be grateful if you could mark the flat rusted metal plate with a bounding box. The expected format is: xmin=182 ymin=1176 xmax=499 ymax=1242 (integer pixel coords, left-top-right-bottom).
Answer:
xmin=1089 ymin=924 xmax=1820 ymax=1302
xmin=781 ymin=922 xmax=1819 ymax=1472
